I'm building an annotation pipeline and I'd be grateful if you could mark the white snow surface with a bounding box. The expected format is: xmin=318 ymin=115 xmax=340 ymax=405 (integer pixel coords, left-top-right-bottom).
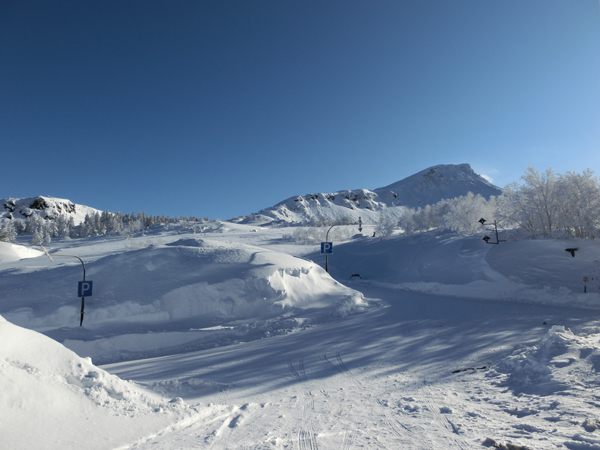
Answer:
xmin=2 ymin=220 xmax=600 ymax=449
xmin=0 ymin=241 xmax=43 ymax=262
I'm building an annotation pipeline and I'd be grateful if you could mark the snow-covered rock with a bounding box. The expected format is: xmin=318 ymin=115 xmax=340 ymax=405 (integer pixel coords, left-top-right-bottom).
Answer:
xmin=1 ymin=195 xmax=101 ymax=225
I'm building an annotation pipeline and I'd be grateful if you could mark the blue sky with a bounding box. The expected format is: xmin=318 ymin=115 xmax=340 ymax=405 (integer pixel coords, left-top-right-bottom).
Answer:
xmin=2 ymin=1 xmax=599 ymax=219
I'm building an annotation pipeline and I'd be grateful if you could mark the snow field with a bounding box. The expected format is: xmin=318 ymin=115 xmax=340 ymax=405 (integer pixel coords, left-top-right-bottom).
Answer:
xmin=2 ymin=222 xmax=600 ymax=449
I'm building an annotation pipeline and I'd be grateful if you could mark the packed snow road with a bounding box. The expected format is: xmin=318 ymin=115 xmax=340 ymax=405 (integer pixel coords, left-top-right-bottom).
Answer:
xmin=105 ymin=284 xmax=596 ymax=450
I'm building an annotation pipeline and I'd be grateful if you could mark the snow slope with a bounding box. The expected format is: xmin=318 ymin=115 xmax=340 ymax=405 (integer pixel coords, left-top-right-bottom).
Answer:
xmin=2 ymin=222 xmax=600 ymax=449
xmin=322 ymin=228 xmax=600 ymax=310
xmin=237 ymin=163 xmax=501 ymax=226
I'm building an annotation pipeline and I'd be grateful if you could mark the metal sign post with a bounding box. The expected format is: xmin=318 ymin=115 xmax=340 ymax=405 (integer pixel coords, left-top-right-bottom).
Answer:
xmin=321 ymin=241 xmax=333 ymax=272
xmin=41 ymin=246 xmax=92 ymax=326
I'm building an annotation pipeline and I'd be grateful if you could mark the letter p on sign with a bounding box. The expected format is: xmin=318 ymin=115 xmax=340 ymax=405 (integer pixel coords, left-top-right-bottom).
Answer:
xmin=321 ymin=242 xmax=333 ymax=254
xmin=78 ymin=281 xmax=93 ymax=297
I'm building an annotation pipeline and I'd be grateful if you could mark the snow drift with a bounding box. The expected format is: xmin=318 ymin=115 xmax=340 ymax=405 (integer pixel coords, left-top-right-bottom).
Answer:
xmin=0 ymin=314 xmax=190 ymax=450
xmin=0 ymin=241 xmax=42 ymax=262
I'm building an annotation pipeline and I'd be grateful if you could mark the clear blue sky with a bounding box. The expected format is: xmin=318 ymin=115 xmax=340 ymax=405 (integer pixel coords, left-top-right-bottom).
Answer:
xmin=2 ymin=1 xmax=599 ymax=219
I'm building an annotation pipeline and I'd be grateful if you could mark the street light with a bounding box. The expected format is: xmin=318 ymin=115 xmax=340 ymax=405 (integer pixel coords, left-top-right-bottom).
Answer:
xmin=324 ymin=224 xmax=337 ymax=273
xmin=41 ymin=246 xmax=89 ymax=326
xmin=479 ymin=218 xmax=505 ymax=245
xmin=322 ymin=220 xmax=362 ymax=273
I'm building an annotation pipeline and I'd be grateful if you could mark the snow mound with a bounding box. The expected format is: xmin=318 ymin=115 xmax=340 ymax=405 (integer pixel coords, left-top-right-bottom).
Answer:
xmin=0 ymin=315 xmax=189 ymax=450
xmin=165 ymin=238 xmax=206 ymax=247
xmin=491 ymin=325 xmax=600 ymax=395
xmin=1 ymin=237 xmax=366 ymax=363
xmin=0 ymin=241 xmax=42 ymax=262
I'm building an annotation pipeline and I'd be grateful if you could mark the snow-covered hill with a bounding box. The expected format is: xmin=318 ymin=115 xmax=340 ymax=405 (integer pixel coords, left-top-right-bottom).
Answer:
xmin=1 ymin=196 xmax=102 ymax=225
xmin=236 ymin=163 xmax=501 ymax=226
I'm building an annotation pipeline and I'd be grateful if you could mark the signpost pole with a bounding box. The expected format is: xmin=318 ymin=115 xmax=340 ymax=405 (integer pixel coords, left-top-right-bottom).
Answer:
xmin=325 ymin=225 xmax=336 ymax=273
xmin=41 ymin=248 xmax=90 ymax=326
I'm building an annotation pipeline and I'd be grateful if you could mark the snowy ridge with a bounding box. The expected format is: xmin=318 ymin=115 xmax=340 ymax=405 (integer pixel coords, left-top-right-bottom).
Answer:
xmin=1 ymin=195 xmax=102 ymax=225
xmin=238 ymin=163 xmax=501 ymax=225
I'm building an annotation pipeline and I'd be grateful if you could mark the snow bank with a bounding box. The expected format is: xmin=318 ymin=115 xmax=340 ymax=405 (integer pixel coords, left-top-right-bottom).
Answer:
xmin=490 ymin=325 xmax=600 ymax=395
xmin=0 ymin=314 xmax=190 ymax=450
xmin=0 ymin=241 xmax=42 ymax=262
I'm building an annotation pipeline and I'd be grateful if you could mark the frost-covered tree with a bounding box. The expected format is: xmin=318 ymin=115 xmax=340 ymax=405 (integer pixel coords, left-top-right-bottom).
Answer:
xmin=375 ymin=211 xmax=396 ymax=237
xmin=443 ymin=193 xmax=497 ymax=235
xmin=43 ymin=226 xmax=52 ymax=244
xmin=30 ymin=227 xmax=44 ymax=245
xmin=24 ymin=215 xmax=42 ymax=234
xmin=45 ymin=218 xmax=58 ymax=238
xmin=0 ymin=220 xmax=17 ymax=243
xmin=120 ymin=219 xmax=143 ymax=239
xmin=497 ymin=167 xmax=559 ymax=237
xmin=400 ymin=193 xmax=497 ymax=237
xmin=556 ymin=170 xmax=600 ymax=238
xmin=55 ymin=215 xmax=71 ymax=237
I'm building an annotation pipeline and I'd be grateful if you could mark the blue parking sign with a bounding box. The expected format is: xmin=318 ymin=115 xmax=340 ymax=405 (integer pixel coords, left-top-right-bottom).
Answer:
xmin=321 ymin=242 xmax=333 ymax=254
xmin=78 ymin=281 xmax=93 ymax=297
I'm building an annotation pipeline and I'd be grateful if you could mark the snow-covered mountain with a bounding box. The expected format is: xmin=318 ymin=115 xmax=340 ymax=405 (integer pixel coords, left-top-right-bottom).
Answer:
xmin=237 ymin=163 xmax=501 ymax=226
xmin=1 ymin=196 xmax=101 ymax=225
xmin=373 ymin=163 xmax=501 ymax=208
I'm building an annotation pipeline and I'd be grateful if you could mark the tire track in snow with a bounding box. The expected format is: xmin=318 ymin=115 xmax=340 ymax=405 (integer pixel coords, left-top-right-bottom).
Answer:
xmin=341 ymin=427 xmax=355 ymax=450
xmin=287 ymin=358 xmax=307 ymax=381
xmin=418 ymin=384 xmax=471 ymax=450
xmin=287 ymin=358 xmax=319 ymax=449
xmin=298 ymin=427 xmax=318 ymax=450
xmin=322 ymin=350 xmax=425 ymax=448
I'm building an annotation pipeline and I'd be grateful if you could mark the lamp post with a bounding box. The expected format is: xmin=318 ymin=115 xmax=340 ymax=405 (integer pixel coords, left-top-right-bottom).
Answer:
xmin=325 ymin=224 xmax=336 ymax=273
xmin=41 ymin=246 xmax=89 ymax=326
xmin=478 ymin=218 xmax=505 ymax=245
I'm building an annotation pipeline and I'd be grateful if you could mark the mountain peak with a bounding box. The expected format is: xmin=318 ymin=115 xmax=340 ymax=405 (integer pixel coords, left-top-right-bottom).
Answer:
xmin=374 ymin=163 xmax=500 ymax=208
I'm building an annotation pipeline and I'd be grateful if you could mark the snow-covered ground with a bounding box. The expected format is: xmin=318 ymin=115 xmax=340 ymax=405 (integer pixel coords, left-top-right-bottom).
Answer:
xmin=2 ymin=222 xmax=600 ymax=449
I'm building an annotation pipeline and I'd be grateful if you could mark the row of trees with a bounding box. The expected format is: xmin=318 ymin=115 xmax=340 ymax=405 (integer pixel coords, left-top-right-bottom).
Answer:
xmin=394 ymin=167 xmax=600 ymax=239
xmin=0 ymin=211 xmax=209 ymax=244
